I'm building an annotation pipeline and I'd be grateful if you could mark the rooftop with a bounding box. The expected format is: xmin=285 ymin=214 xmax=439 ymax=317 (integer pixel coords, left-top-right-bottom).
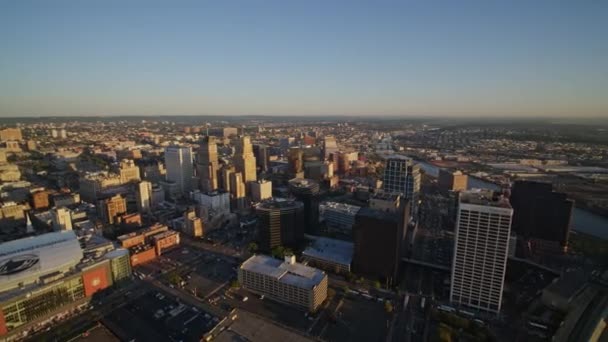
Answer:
xmin=460 ymin=189 xmax=511 ymax=209
xmin=302 ymin=237 xmax=353 ymax=266
xmin=370 ymin=191 xmax=400 ymax=201
xmin=357 ymin=207 xmax=400 ymax=222
xmin=320 ymin=201 xmax=361 ymax=215
xmin=544 ymin=269 xmax=588 ymax=299
xmin=382 ymin=154 xmax=414 ymax=161
xmin=0 ymin=230 xmax=78 ymax=258
xmin=257 ymin=198 xmax=303 ymax=211
xmin=240 ymin=255 xmax=326 ymax=289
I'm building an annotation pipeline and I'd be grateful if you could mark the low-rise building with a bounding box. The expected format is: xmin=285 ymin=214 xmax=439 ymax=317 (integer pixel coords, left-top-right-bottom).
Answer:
xmin=238 ymin=255 xmax=328 ymax=312
xmin=319 ymin=202 xmax=361 ymax=234
xmin=152 ymin=230 xmax=180 ymax=255
xmin=302 ymin=237 xmax=353 ymax=274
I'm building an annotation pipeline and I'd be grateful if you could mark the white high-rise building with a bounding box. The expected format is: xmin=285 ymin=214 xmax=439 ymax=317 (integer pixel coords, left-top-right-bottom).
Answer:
xmin=164 ymin=146 xmax=194 ymax=195
xmin=136 ymin=181 xmax=152 ymax=214
xmin=52 ymin=207 xmax=73 ymax=231
xmin=450 ymin=190 xmax=513 ymax=314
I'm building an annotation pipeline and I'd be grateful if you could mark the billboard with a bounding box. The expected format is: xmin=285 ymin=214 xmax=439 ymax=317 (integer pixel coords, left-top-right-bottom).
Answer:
xmin=82 ymin=264 xmax=111 ymax=297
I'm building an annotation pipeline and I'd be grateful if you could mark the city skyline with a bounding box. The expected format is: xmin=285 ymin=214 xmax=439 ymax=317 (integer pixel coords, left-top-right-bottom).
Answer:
xmin=1 ymin=1 xmax=607 ymax=118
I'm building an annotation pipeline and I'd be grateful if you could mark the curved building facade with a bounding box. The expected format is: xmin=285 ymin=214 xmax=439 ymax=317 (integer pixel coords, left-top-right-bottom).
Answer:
xmin=256 ymin=199 xmax=305 ymax=252
xmin=0 ymin=231 xmax=83 ymax=293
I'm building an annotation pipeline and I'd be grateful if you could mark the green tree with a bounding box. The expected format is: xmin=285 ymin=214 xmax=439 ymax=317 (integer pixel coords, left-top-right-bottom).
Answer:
xmin=247 ymin=242 xmax=258 ymax=254
xmin=271 ymin=245 xmax=285 ymax=259
xmin=167 ymin=272 xmax=182 ymax=286
xmin=373 ymin=280 xmax=381 ymax=289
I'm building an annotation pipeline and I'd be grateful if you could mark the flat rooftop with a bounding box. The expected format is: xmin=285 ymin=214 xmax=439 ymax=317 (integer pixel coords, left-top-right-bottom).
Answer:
xmin=257 ymin=198 xmax=303 ymax=210
xmin=302 ymin=237 xmax=353 ymax=266
xmin=240 ymin=255 xmax=326 ymax=289
xmin=459 ymin=189 xmax=511 ymax=209
xmin=357 ymin=207 xmax=400 ymax=222
xmin=382 ymin=154 xmax=413 ymax=161
xmin=370 ymin=191 xmax=400 ymax=201
xmin=0 ymin=230 xmax=78 ymax=258
xmin=321 ymin=202 xmax=361 ymax=216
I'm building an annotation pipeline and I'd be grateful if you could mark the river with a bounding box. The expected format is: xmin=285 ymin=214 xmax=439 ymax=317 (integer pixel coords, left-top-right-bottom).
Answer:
xmin=416 ymin=161 xmax=608 ymax=240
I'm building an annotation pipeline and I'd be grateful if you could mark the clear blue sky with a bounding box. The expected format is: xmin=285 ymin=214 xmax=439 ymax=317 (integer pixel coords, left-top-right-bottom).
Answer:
xmin=1 ymin=1 xmax=606 ymax=117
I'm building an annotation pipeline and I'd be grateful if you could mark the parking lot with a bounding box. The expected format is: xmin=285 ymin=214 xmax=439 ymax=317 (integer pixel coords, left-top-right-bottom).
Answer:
xmin=102 ymin=289 xmax=227 ymax=342
xmin=320 ymin=292 xmax=392 ymax=342
xmin=211 ymin=288 xmax=313 ymax=332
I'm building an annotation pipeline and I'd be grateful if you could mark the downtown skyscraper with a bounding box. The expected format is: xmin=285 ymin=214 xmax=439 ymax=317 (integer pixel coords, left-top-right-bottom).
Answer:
xmin=322 ymin=135 xmax=338 ymax=161
xmin=197 ymin=136 xmax=219 ymax=192
xmin=164 ymin=145 xmax=194 ymax=195
xmin=382 ymin=156 xmax=420 ymax=210
xmin=234 ymin=135 xmax=257 ymax=184
xmin=450 ymin=190 xmax=513 ymax=314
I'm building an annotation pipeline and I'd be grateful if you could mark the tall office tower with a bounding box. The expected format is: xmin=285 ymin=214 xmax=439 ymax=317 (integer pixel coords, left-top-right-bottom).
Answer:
xmin=229 ymin=172 xmax=247 ymax=211
xmin=229 ymin=172 xmax=246 ymax=199
xmin=288 ymin=178 xmax=320 ymax=235
xmin=164 ymin=146 xmax=194 ymax=195
xmin=256 ymin=198 xmax=305 ymax=252
xmin=288 ymin=147 xmax=304 ymax=174
xmin=221 ymin=166 xmax=235 ymax=193
xmin=197 ymin=136 xmax=220 ymax=192
xmin=438 ymin=169 xmax=468 ymax=192
xmin=382 ymin=156 xmax=420 ymax=212
xmin=352 ymin=201 xmax=410 ymax=283
xmin=99 ymin=194 xmax=127 ymax=225
xmin=234 ymin=136 xmax=257 ymax=184
xmin=509 ymin=180 xmax=574 ymax=252
xmin=58 ymin=129 xmax=67 ymax=139
xmin=119 ymin=159 xmax=141 ymax=184
xmin=52 ymin=207 xmax=72 ymax=231
xmin=335 ymin=152 xmax=351 ymax=174
xmin=136 ymin=181 xmax=152 ymax=214
xmin=450 ymin=190 xmax=513 ymax=314
xmin=322 ymin=135 xmax=338 ymax=161
xmin=253 ymin=144 xmax=269 ymax=172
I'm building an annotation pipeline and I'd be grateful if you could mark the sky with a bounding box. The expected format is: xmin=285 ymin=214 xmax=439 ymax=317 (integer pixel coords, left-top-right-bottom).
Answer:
xmin=0 ymin=1 xmax=607 ymax=118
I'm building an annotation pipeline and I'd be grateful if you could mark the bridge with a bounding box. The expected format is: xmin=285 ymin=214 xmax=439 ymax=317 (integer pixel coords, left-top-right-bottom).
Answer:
xmin=401 ymin=258 xmax=451 ymax=272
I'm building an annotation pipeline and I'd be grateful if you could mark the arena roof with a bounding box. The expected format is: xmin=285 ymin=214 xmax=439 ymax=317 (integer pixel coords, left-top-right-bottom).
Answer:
xmin=0 ymin=231 xmax=83 ymax=293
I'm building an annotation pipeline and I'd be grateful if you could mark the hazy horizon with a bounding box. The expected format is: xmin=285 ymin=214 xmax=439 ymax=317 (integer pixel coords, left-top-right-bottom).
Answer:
xmin=1 ymin=1 xmax=607 ymax=118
